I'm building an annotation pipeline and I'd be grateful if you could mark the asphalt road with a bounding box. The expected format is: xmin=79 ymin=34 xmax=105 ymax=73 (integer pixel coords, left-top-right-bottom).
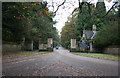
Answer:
xmin=2 ymin=47 xmax=119 ymax=76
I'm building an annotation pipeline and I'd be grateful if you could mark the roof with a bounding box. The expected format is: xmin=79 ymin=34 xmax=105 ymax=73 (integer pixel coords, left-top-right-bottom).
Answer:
xmin=85 ymin=30 xmax=94 ymax=40
xmin=81 ymin=30 xmax=98 ymax=40
xmin=91 ymin=31 xmax=98 ymax=40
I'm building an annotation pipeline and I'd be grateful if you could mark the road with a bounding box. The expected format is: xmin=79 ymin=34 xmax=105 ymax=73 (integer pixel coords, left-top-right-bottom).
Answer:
xmin=2 ymin=47 xmax=119 ymax=76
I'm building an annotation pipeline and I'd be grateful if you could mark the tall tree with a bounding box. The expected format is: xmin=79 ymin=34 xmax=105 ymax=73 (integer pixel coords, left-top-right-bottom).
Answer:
xmin=2 ymin=2 xmax=55 ymax=45
xmin=93 ymin=2 xmax=106 ymax=30
xmin=75 ymin=2 xmax=93 ymax=40
xmin=61 ymin=16 xmax=76 ymax=48
xmin=94 ymin=2 xmax=120 ymax=49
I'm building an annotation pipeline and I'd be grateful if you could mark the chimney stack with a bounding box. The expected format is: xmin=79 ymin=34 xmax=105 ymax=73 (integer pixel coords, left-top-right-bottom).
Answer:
xmin=82 ymin=30 xmax=86 ymax=40
xmin=92 ymin=24 xmax=96 ymax=33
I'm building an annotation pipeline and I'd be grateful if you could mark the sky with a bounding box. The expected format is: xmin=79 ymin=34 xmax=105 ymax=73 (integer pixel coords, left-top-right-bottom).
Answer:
xmin=44 ymin=0 xmax=116 ymax=35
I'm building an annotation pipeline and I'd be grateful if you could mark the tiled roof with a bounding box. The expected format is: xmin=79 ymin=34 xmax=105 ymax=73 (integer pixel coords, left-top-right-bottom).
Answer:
xmin=81 ymin=30 xmax=98 ymax=40
xmin=85 ymin=30 xmax=94 ymax=40
xmin=91 ymin=31 xmax=98 ymax=40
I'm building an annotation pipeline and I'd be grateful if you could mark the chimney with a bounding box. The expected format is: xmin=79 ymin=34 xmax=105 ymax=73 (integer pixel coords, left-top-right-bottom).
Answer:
xmin=82 ymin=30 xmax=86 ymax=40
xmin=92 ymin=24 xmax=96 ymax=33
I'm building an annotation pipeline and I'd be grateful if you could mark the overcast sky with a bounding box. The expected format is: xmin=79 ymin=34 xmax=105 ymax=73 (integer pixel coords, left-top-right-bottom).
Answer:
xmin=45 ymin=0 xmax=115 ymax=35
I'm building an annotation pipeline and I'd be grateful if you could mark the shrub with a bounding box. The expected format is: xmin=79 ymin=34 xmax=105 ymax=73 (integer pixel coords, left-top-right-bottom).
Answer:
xmin=94 ymin=23 xmax=119 ymax=49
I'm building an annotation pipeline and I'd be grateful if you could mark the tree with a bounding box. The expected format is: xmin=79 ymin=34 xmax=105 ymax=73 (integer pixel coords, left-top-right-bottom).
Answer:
xmin=2 ymin=2 xmax=25 ymax=44
xmin=93 ymin=2 xmax=106 ymax=30
xmin=94 ymin=19 xmax=119 ymax=49
xmin=75 ymin=2 xmax=93 ymax=40
xmin=75 ymin=1 xmax=107 ymax=41
xmin=94 ymin=2 xmax=120 ymax=50
xmin=2 ymin=2 xmax=56 ymax=46
xmin=52 ymin=27 xmax=60 ymax=47
xmin=61 ymin=16 xmax=76 ymax=48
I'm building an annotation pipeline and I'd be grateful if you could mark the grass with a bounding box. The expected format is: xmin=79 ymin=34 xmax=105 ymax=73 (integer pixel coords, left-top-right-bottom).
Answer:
xmin=3 ymin=50 xmax=51 ymax=57
xmin=72 ymin=52 xmax=120 ymax=61
xmin=19 ymin=51 xmax=33 ymax=55
xmin=3 ymin=51 xmax=34 ymax=56
xmin=38 ymin=51 xmax=51 ymax=54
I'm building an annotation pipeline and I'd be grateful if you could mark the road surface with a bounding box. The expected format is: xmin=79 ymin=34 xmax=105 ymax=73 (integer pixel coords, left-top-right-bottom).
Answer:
xmin=2 ymin=47 xmax=119 ymax=76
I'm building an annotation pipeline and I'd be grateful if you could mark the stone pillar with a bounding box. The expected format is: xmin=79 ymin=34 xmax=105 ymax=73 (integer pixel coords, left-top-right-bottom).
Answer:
xmin=83 ymin=30 xmax=86 ymax=39
xmin=21 ymin=37 xmax=25 ymax=50
xmin=70 ymin=38 xmax=76 ymax=52
xmin=90 ymin=42 xmax=93 ymax=52
xmin=47 ymin=38 xmax=53 ymax=51
xmin=25 ymin=40 xmax=33 ymax=51
xmin=81 ymin=30 xmax=86 ymax=40
xmin=30 ymin=40 xmax=33 ymax=51
xmin=39 ymin=39 xmax=42 ymax=51
xmin=39 ymin=43 xmax=43 ymax=51
xmin=92 ymin=24 xmax=96 ymax=33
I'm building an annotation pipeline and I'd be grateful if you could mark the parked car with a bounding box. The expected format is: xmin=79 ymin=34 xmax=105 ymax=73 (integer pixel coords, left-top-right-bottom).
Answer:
xmin=56 ymin=46 xmax=59 ymax=49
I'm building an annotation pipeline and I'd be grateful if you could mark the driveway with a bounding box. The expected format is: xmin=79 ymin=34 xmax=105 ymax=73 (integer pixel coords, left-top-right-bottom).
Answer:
xmin=2 ymin=47 xmax=119 ymax=76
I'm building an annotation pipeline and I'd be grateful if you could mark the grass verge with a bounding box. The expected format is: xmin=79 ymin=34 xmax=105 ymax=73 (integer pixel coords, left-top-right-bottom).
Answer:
xmin=72 ymin=52 xmax=120 ymax=61
xmin=19 ymin=51 xmax=33 ymax=55
xmin=38 ymin=51 xmax=51 ymax=54
xmin=3 ymin=51 xmax=34 ymax=56
xmin=3 ymin=50 xmax=51 ymax=56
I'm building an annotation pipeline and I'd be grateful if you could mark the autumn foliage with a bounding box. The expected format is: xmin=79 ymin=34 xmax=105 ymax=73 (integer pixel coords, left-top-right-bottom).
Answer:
xmin=2 ymin=2 xmax=56 ymax=45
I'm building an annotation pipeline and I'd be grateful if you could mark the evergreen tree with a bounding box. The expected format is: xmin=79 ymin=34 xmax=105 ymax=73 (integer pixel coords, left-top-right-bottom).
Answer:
xmin=75 ymin=2 xmax=93 ymax=40
xmin=93 ymin=2 xmax=106 ymax=30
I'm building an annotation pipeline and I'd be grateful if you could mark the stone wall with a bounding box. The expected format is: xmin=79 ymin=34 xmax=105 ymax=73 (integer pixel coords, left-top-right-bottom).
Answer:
xmin=25 ymin=42 xmax=33 ymax=51
xmin=39 ymin=44 xmax=47 ymax=51
xmin=2 ymin=44 xmax=21 ymax=52
xmin=104 ymin=48 xmax=119 ymax=55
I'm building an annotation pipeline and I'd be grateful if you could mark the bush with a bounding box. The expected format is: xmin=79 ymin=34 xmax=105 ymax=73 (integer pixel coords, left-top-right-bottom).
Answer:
xmin=94 ymin=23 xmax=119 ymax=49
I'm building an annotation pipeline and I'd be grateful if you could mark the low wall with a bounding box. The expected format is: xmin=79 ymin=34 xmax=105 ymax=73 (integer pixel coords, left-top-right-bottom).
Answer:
xmin=104 ymin=48 xmax=119 ymax=55
xmin=2 ymin=44 xmax=21 ymax=52
xmin=39 ymin=44 xmax=47 ymax=51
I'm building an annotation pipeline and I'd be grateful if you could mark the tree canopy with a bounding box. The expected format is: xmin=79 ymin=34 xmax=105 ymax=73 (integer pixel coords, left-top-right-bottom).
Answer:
xmin=2 ymin=2 xmax=58 ymax=45
xmin=75 ymin=2 xmax=106 ymax=40
xmin=61 ymin=16 xmax=76 ymax=48
xmin=61 ymin=1 xmax=119 ymax=50
xmin=94 ymin=3 xmax=120 ymax=49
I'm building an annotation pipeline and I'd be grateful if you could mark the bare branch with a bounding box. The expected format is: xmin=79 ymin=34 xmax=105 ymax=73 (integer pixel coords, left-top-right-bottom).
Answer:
xmin=54 ymin=0 xmax=66 ymax=15
xmin=78 ymin=0 xmax=85 ymax=13
xmin=102 ymin=2 xmax=118 ymax=18
xmin=71 ymin=2 xmax=92 ymax=16
xmin=71 ymin=0 xmax=81 ymax=15
xmin=52 ymin=0 xmax=54 ymax=11
xmin=71 ymin=8 xmax=78 ymax=15
xmin=86 ymin=2 xmax=92 ymax=16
